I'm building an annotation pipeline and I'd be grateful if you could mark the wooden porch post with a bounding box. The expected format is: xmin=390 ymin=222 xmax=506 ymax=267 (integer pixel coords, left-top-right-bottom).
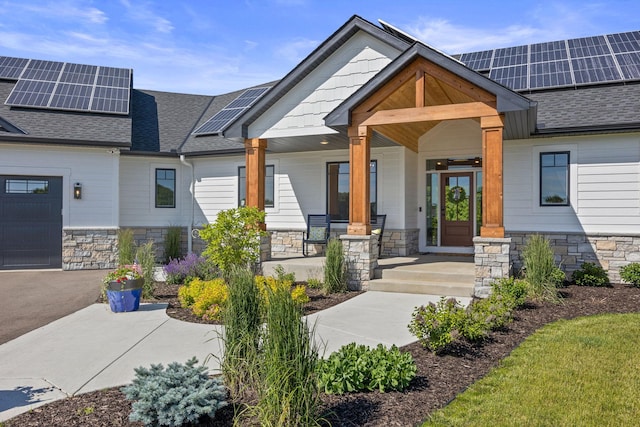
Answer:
xmin=480 ymin=115 xmax=505 ymax=238
xmin=244 ymin=138 xmax=267 ymax=212
xmin=347 ymin=125 xmax=371 ymax=235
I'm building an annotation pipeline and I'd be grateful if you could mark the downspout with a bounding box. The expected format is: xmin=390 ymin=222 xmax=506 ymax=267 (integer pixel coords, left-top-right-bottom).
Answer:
xmin=180 ymin=154 xmax=195 ymax=253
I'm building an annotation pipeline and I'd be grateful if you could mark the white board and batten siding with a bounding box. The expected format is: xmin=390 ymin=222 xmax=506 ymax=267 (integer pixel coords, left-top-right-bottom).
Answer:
xmin=503 ymin=133 xmax=640 ymax=234
xmin=249 ymin=31 xmax=402 ymax=139
xmin=0 ymin=143 xmax=119 ymax=228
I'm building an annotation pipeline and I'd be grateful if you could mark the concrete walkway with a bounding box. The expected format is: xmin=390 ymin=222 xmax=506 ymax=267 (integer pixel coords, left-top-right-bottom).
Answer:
xmin=0 ymin=292 xmax=471 ymax=422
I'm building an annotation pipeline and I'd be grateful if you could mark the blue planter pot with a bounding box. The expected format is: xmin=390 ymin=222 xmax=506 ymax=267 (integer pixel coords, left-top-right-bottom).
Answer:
xmin=106 ymin=279 xmax=143 ymax=312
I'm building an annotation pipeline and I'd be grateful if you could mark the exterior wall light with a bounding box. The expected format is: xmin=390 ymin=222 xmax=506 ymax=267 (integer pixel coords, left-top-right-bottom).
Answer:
xmin=74 ymin=182 xmax=82 ymax=199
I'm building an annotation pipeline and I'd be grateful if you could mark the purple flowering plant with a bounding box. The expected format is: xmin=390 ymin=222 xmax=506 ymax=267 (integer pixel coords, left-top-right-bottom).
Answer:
xmin=163 ymin=253 xmax=213 ymax=284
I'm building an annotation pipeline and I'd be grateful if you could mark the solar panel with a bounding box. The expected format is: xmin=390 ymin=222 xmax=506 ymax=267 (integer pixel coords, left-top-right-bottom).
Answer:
xmin=21 ymin=60 xmax=64 ymax=81
xmin=530 ymin=40 xmax=568 ymax=62
xmin=193 ymin=86 xmax=271 ymax=135
xmin=3 ymin=57 xmax=132 ymax=115
xmin=459 ymin=50 xmax=493 ymax=71
xmin=60 ymin=63 xmax=97 ymax=85
xmin=616 ymin=52 xmax=640 ymax=79
xmin=96 ymin=67 xmax=131 ymax=88
xmin=6 ymin=80 xmax=55 ymax=107
xmin=571 ymin=55 xmax=621 ymax=84
xmin=0 ymin=56 xmax=29 ymax=80
xmin=50 ymin=83 xmax=92 ymax=110
xmin=91 ymin=86 xmax=129 ymax=114
xmin=489 ymin=65 xmax=528 ymax=90
xmin=530 ymin=60 xmax=573 ymax=89
xmin=568 ymin=36 xmax=611 ymax=58
xmin=607 ymin=31 xmax=640 ymax=53
xmin=492 ymin=45 xmax=528 ymax=68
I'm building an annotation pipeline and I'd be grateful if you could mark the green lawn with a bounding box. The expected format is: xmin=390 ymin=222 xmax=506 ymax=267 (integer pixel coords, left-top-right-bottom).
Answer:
xmin=423 ymin=313 xmax=640 ymax=427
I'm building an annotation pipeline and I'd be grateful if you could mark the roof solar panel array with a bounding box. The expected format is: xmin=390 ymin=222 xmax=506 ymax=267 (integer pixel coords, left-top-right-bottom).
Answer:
xmin=0 ymin=56 xmax=132 ymax=115
xmin=460 ymin=30 xmax=640 ymax=91
xmin=193 ymin=86 xmax=271 ymax=135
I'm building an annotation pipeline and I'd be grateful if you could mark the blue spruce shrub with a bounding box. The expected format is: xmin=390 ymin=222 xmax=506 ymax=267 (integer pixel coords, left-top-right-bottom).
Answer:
xmin=122 ymin=357 xmax=227 ymax=426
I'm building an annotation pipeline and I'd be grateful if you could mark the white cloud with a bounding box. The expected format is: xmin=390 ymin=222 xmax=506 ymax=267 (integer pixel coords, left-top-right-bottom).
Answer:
xmin=274 ymin=38 xmax=319 ymax=64
xmin=119 ymin=0 xmax=174 ymax=34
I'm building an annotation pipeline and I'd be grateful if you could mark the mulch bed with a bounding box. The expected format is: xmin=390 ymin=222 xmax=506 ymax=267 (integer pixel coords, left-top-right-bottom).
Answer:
xmin=6 ymin=283 xmax=640 ymax=426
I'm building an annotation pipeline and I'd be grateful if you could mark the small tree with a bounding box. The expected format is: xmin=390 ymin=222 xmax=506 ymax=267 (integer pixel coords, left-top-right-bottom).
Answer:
xmin=199 ymin=207 xmax=267 ymax=273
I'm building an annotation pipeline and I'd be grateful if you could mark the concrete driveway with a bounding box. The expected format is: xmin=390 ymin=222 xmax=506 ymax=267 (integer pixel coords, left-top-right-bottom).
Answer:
xmin=0 ymin=270 xmax=104 ymax=345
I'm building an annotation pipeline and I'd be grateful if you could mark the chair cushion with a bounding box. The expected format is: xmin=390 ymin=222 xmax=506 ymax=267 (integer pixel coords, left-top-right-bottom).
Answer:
xmin=371 ymin=228 xmax=381 ymax=235
xmin=309 ymin=226 xmax=326 ymax=241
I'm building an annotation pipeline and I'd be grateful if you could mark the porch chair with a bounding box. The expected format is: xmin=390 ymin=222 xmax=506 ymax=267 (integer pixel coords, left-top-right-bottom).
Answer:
xmin=371 ymin=214 xmax=387 ymax=256
xmin=302 ymin=214 xmax=331 ymax=256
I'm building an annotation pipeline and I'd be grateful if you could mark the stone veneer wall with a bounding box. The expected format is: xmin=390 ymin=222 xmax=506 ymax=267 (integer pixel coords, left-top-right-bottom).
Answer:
xmin=508 ymin=232 xmax=640 ymax=283
xmin=129 ymin=227 xmax=189 ymax=262
xmin=63 ymin=228 xmax=118 ymax=270
xmin=473 ymin=237 xmax=512 ymax=297
xmin=379 ymin=228 xmax=419 ymax=257
xmin=270 ymin=228 xmax=419 ymax=257
xmin=341 ymin=234 xmax=378 ymax=291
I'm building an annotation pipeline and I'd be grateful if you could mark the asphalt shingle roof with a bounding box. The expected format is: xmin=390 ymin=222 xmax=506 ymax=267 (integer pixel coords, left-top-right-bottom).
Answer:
xmin=526 ymin=83 xmax=640 ymax=132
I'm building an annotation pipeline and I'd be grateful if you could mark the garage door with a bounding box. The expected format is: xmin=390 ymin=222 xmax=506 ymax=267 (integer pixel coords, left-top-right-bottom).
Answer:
xmin=0 ymin=176 xmax=63 ymax=269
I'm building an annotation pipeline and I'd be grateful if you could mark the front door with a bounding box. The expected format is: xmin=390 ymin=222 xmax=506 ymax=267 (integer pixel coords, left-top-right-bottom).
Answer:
xmin=440 ymin=172 xmax=473 ymax=246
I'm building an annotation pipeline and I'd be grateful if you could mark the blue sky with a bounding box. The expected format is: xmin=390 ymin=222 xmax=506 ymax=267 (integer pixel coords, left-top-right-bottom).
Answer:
xmin=1 ymin=0 xmax=639 ymax=95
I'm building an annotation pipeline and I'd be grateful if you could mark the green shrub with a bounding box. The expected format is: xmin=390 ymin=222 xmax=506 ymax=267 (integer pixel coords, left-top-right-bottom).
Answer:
xmin=163 ymin=226 xmax=182 ymax=264
xmin=323 ymin=238 xmax=347 ymax=294
xmin=408 ymin=297 xmax=466 ymax=353
xmin=122 ymin=357 xmax=227 ymax=427
xmin=221 ymin=267 xmax=262 ymax=400
xmin=463 ymin=294 xmax=514 ymax=341
xmin=306 ymin=278 xmax=322 ymax=289
xmin=178 ymin=278 xmax=228 ymax=321
xmin=258 ymin=281 xmax=321 ymax=426
xmin=118 ymin=228 xmax=136 ymax=265
xmin=620 ymin=263 xmax=640 ymax=287
xmin=199 ymin=207 xmax=267 ymax=273
xmin=318 ymin=343 xmax=416 ymax=394
xmin=274 ymin=264 xmax=296 ymax=283
xmin=491 ymin=277 xmax=529 ymax=308
xmin=572 ymin=262 xmax=609 ymax=286
xmin=135 ymin=241 xmax=157 ymax=299
xmin=521 ymin=234 xmax=561 ymax=301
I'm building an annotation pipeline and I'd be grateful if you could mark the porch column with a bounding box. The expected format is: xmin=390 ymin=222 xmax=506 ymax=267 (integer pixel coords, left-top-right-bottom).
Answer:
xmin=347 ymin=125 xmax=371 ymax=235
xmin=480 ymin=115 xmax=505 ymax=238
xmin=244 ymin=138 xmax=267 ymax=211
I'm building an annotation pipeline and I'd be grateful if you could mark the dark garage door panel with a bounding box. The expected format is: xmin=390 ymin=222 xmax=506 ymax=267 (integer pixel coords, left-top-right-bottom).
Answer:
xmin=0 ymin=176 xmax=63 ymax=269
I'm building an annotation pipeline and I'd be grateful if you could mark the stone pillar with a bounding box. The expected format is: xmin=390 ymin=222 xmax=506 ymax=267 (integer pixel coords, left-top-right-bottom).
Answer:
xmin=341 ymin=234 xmax=378 ymax=290
xmin=260 ymin=234 xmax=272 ymax=262
xmin=473 ymin=236 xmax=512 ymax=297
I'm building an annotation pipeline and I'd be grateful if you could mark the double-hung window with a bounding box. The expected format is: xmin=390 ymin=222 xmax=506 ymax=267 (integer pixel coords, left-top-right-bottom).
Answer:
xmin=326 ymin=160 xmax=377 ymax=221
xmin=540 ymin=152 xmax=569 ymax=206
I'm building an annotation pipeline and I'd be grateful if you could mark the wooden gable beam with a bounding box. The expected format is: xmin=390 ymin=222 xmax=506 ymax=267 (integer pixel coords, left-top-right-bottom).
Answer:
xmin=355 ymin=102 xmax=498 ymax=127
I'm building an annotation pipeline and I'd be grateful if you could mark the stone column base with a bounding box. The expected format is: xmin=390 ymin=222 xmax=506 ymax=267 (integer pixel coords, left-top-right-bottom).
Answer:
xmin=473 ymin=236 xmax=512 ymax=297
xmin=340 ymin=234 xmax=378 ymax=291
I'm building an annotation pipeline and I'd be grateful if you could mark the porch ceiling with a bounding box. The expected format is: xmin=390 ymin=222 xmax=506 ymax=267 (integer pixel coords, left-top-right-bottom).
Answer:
xmin=263 ymin=129 xmax=397 ymax=153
